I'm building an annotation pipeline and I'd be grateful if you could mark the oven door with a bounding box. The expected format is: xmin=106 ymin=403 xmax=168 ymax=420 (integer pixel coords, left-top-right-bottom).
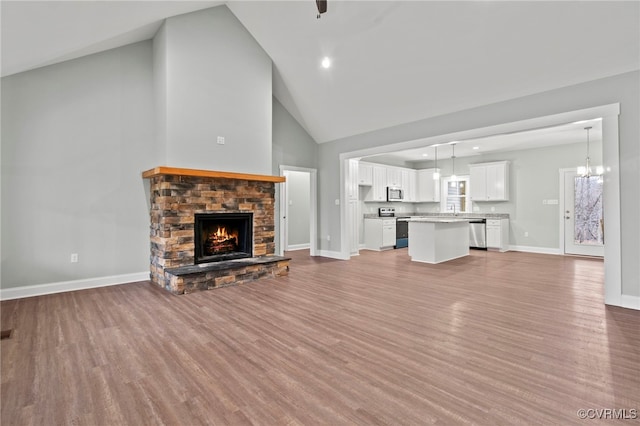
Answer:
xmin=395 ymin=218 xmax=409 ymax=248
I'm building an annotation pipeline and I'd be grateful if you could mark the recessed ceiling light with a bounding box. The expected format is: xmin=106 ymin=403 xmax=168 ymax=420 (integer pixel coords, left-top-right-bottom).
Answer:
xmin=321 ymin=57 xmax=331 ymax=69
xmin=473 ymin=146 xmax=480 ymax=150
xmin=422 ymin=153 xmax=428 ymax=157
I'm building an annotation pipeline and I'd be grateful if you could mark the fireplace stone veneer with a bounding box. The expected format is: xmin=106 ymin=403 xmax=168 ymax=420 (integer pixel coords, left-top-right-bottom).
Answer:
xmin=143 ymin=167 xmax=289 ymax=294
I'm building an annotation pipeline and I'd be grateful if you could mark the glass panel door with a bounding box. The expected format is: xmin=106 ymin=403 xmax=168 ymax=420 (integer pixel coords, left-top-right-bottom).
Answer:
xmin=564 ymin=171 xmax=604 ymax=256
xmin=574 ymin=176 xmax=604 ymax=245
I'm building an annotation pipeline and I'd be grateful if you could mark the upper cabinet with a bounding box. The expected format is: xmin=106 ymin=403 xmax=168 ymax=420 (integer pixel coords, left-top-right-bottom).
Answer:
xmin=358 ymin=163 xmax=373 ymax=186
xmin=386 ymin=168 xmax=403 ymax=188
xmin=469 ymin=161 xmax=510 ymax=201
xmin=363 ymin=164 xmax=387 ymax=202
xmin=401 ymin=169 xmax=417 ymax=202
xmin=416 ymin=169 xmax=441 ymax=202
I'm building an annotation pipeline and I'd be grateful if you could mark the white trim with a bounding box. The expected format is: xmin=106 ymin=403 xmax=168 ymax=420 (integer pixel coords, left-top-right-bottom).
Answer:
xmin=601 ymin=114 xmax=623 ymax=308
xmin=341 ymin=104 xmax=620 ymax=160
xmin=618 ymin=295 xmax=640 ymax=311
xmin=278 ymin=165 xmax=318 ymax=257
xmin=318 ymin=250 xmax=350 ymax=260
xmin=339 ymin=156 xmax=350 ymax=260
xmin=508 ymin=245 xmax=562 ymax=255
xmin=285 ymin=243 xmax=311 ymax=251
xmin=558 ymin=167 xmax=573 ymax=256
xmin=0 ymin=271 xmax=149 ymax=301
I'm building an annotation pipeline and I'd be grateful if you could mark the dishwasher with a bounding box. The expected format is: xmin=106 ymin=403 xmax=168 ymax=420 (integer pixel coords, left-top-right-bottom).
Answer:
xmin=469 ymin=219 xmax=487 ymax=249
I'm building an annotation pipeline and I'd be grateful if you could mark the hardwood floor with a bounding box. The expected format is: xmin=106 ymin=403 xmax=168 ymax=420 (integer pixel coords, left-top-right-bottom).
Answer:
xmin=2 ymin=249 xmax=639 ymax=425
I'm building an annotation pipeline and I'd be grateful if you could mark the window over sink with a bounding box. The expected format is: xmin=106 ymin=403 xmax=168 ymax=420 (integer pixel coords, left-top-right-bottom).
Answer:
xmin=441 ymin=176 xmax=471 ymax=213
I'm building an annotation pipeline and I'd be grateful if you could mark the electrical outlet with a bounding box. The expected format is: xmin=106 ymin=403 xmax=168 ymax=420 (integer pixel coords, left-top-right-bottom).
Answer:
xmin=524 ymin=232 xmax=529 ymax=237
xmin=70 ymin=253 xmax=79 ymax=263
xmin=490 ymin=206 xmax=495 ymax=212
xmin=217 ymin=136 xmax=225 ymax=145
xmin=327 ymin=235 xmax=331 ymax=241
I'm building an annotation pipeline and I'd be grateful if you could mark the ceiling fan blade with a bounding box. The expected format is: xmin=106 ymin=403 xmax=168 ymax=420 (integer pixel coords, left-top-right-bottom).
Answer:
xmin=316 ymin=0 xmax=327 ymax=15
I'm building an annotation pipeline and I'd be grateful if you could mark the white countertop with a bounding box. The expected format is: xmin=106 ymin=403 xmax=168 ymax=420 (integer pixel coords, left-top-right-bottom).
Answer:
xmin=406 ymin=218 xmax=470 ymax=223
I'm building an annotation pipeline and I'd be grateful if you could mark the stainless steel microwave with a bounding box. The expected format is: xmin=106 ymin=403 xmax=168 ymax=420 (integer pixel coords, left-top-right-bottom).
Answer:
xmin=387 ymin=187 xmax=404 ymax=202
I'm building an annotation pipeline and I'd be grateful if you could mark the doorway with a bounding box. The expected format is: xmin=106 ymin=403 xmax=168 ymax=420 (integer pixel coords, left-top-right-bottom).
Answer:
xmin=279 ymin=166 xmax=318 ymax=256
xmin=561 ymin=170 xmax=604 ymax=257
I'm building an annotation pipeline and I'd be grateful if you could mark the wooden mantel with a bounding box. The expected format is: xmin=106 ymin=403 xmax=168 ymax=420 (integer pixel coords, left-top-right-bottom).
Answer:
xmin=142 ymin=166 xmax=285 ymax=183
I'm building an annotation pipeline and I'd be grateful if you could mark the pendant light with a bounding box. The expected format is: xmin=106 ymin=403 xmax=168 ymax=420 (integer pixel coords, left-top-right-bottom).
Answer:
xmin=432 ymin=145 xmax=440 ymax=180
xmin=450 ymin=143 xmax=457 ymax=182
xmin=577 ymin=126 xmax=592 ymax=177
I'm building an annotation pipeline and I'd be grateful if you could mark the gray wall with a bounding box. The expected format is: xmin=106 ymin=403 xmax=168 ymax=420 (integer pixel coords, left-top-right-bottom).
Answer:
xmin=272 ymin=97 xmax=318 ymax=172
xmin=285 ymin=171 xmax=311 ymax=247
xmin=318 ymin=70 xmax=639 ymax=297
xmin=156 ymin=6 xmax=273 ymax=174
xmin=272 ymin=96 xmax=318 ymax=252
xmin=1 ymin=42 xmax=156 ymax=288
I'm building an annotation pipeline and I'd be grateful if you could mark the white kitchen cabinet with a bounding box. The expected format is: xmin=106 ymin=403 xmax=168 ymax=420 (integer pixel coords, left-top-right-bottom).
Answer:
xmin=386 ymin=168 xmax=403 ymax=188
xmin=364 ymin=164 xmax=387 ymax=202
xmin=486 ymin=218 xmax=509 ymax=252
xmin=358 ymin=162 xmax=373 ymax=186
xmin=364 ymin=218 xmax=396 ymax=250
xmin=469 ymin=161 xmax=510 ymax=201
xmin=416 ymin=169 xmax=441 ymax=202
xmin=401 ymin=169 xmax=417 ymax=202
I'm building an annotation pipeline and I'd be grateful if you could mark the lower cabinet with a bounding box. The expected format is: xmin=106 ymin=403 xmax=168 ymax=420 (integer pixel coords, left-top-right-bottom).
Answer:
xmin=364 ymin=218 xmax=396 ymax=250
xmin=486 ymin=219 xmax=509 ymax=252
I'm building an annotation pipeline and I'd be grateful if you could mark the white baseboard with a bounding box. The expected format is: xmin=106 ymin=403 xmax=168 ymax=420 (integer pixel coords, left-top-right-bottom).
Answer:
xmin=0 ymin=271 xmax=149 ymax=301
xmin=619 ymin=295 xmax=640 ymax=311
xmin=508 ymin=245 xmax=562 ymax=255
xmin=317 ymin=250 xmax=350 ymax=260
xmin=606 ymin=294 xmax=640 ymax=311
xmin=285 ymin=243 xmax=311 ymax=251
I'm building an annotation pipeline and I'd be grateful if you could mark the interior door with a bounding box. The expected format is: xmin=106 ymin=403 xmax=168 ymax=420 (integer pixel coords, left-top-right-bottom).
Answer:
xmin=563 ymin=170 xmax=604 ymax=257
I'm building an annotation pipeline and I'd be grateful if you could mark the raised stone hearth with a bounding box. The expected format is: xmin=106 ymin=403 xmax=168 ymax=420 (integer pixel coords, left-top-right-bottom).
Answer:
xmin=142 ymin=167 xmax=289 ymax=294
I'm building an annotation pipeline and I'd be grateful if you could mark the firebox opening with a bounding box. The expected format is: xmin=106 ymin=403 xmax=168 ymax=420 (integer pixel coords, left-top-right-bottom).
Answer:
xmin=195 ymin=213 xmax=253 ymax=264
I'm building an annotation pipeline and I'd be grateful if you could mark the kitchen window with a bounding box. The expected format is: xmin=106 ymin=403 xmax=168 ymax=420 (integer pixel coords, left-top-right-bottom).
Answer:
xmin=441 ymin=176 xmax=470 ymax=213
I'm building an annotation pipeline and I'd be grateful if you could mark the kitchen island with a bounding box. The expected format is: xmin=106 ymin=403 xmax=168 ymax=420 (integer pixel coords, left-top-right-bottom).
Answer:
xmin=407 ymin=218 xmax=470 ymax=264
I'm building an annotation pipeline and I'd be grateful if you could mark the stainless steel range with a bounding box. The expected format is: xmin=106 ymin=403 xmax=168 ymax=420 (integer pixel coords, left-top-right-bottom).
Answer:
xmin=378 ymin=208 xmax=409 ymax=249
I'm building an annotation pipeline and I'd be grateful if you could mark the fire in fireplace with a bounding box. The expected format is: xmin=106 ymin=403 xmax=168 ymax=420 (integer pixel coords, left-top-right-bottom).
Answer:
xmin=194 ymin=213 xmax=253 ymax=264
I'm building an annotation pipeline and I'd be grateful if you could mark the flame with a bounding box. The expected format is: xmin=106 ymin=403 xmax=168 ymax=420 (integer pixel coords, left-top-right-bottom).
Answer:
xmin=208 ymin=226 xmax=238 ymax=244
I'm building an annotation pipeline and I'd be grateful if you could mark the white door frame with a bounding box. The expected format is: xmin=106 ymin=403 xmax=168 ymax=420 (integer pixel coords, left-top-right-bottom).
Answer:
xmin=339 ymin=103 xmax=630 ymax=309
xmin=279 ymin=165 xmax=318 ymax=257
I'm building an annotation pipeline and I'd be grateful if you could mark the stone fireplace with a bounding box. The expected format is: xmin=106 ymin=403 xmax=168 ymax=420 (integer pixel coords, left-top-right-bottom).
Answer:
xmin=142 ymin=167 xmax=289 ymax=294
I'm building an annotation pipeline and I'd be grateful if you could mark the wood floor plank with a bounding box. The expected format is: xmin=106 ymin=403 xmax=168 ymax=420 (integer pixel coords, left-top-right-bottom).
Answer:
xmin=2 ymin=249 xmax=639 ymax=425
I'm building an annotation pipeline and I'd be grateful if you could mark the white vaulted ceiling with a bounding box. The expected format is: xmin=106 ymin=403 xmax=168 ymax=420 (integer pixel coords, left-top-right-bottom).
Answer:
xmin=2 ymin=1 xmax=639 ymax=144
